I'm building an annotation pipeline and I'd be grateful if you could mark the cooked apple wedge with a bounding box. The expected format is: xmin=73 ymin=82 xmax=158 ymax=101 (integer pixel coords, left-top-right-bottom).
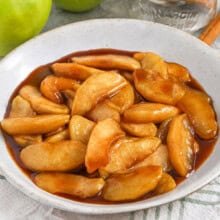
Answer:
xmin=72 ymin=54 xmax=141 ymax=71
xmin=157 ymin=118 xmax=172 ymax=144
xmin=121 ymin=72 xmax=133 ymax=83
xmin=52 ymin=63 xmax=106 ymax=80
xmin=13 ymin=135 xmax=42 ymax=147
xmin=87 ymin=101 xmax=120 ymax=122
xmin=109 ymin=82 xmax=135 ymax=113
xmin=85 ymin=118 xmax=125 ymax=173
xmin=72 ymin=72 xmax=127 ymax=115
xmin=167 ymin=114 xmax=197 ymax=176
xmin=193 ymin=140 xmax=200 ymax=154
xmin=69 ymin=115 xmax=95 ymax=144
xmin=45 ymin=126 xmax=66 ymax=137
xmin=153 ymin=173 xmax=176 ymax=195
xmin=9 ymin=95 xmax=36 ymax=118
xmin=62 ymin=89 xmax=75 ymax=110
xmin=40 ymin=75 xmax=80 ymax=104
xmin=35 ymin=173 xmax=105 ymax=198
xmin=133 ymin=144 xmax=171 ymax=172
xmin=121 ymin=122 xmax=157 ymax=137
xmin=9 ymin=95 xmax=42 ymax=147
xmin=123 ymin=103 xmax=180 ymax=123
xmin=134 ymin=69 xmax=185 ymax=105
xmin=177 ymin=87 xmax=217 ymax=139
xmin=20 ymin=140 xmax=86 ymax=171
xmin=45 ymin=129 xmax=69 ymax=143
xmin=1 ymin=115 xmax=70 ymax=135
xmin=104 ymin=100 xmax=122 ymax=112
xmin=167 ymin=62 xmax=190 ymax=82
xmin=19 ymin=85 xmax=69 ymax=114
xmin=134 ymin=52 xmax=168 ymax=79
xmin=101 ymin=137 xmax=161 ymax=174
xmin=102 ymin=166 xmax=162 ymax=201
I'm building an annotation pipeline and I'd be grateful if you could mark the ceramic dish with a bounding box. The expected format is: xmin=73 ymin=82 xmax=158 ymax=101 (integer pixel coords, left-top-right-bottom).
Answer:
xmin=0 ymin=19 xmax=219 ymax=214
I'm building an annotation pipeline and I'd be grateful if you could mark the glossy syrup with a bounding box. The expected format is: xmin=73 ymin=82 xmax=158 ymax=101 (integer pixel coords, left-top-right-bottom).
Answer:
xmin=2 ymin=49 xmax=218 ymax=204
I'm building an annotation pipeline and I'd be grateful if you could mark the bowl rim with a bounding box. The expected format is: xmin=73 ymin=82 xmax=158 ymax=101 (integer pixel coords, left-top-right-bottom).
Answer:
xmin=0 ymin=18 xmax=220 ymax=214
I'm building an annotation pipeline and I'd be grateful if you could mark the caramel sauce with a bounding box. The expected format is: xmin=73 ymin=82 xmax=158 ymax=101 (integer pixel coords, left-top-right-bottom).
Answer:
xmin=1 ymin=49 xmax=218 ymax=204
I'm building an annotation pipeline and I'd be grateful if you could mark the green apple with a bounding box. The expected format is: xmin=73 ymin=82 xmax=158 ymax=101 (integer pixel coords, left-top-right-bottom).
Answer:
xmin=0 ymin=0 xmax=52 ymax=56
xmin=54 ymin=0 xmax=102 ymax=12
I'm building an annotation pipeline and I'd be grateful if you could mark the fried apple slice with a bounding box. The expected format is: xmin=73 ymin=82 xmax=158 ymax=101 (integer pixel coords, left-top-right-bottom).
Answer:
xmin=35 ymin=172 xmax=105 ymax=198
xmin=62 ymin=90 xmax=75 ymax=109
xmin=193 ymin=140 xmax=200 ymax=154
xmin=101 ymin=137 xmax=161 ymax=174
xmin=134 ymin=89 xmax=145 ymax=103
xmin=52 ymin=63 xmax=106 ymax=80
xmin=9 ymin=95 xmax=36 ymax=118
xmin=1 ymin=115 xmax=70 ymax=135
xmin=121 ymin=72 xmax=133 ymax=83
xmin=87 ymin=101 xmax=120 ymax=122
xmin=134 ymin=52 xmax=168 ymax=79
xmin=20 ymin=140 xmax=86 ymax=171
xmin=153 ymin=173 xmax=176 ymax=195
xmin=13 ymin=135 xmax=42 ymax=147
xmin=9 ymin=96 xmax=42 ymax=147
xmin=157 ymin=118 xmax=172 ymax=144
xmin=123 ymin=103 xmax=180 ymax=123
xmin=109 ymin=82 xmax=135 ymax=113
xmin=177 ymin=87 xmax=217 ymax=139
xmin=72 ymin=54 xmax=141 ymax=71
xmin=121 ymin=122 xmax=157 ymax=137
xmin=40 ymin=75 xmax=80 ymax=104
xmin=134 ymin=69 xmax=185 ymax=105
xmin=167 ymin=62 xmax=190 ymax=82
xmin=72 ymin=72 xmax=127 ymax=115
xmin=133 ymin=144 xmax=171 ymax=172
xmin=45 ymin=129 xmax=69 ymax=143
xmin=104 ymin=100 xmax=121 ymax=112
xmin=69 ymin=115 xmax=95 ymax=144
xmin=85 ymin=118 xmax=125 ymax=173
xmin=102 ymin=166 xmax=162 ymax=201
xmin=45 ymin=126 xmax=66 ymax=137
xmin=167 ymin=114 xmax=196 ymax=176
xmin=19 ymin=85 xmax=69 ymax=114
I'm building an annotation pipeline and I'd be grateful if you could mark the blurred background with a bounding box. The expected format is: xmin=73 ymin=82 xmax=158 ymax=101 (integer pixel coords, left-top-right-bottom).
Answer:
xmin=1 ymin=0 xmax=219 ymax=57
xmin=46 ymin=0 xmax=218 ymax=32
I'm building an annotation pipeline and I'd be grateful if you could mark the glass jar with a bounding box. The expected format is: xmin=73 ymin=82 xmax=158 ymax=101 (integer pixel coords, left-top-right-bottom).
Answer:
xmin=101 ymin=0 xmax=217 ymax=32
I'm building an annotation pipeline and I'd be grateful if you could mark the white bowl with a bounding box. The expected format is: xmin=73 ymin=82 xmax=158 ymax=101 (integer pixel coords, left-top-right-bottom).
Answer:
xmin=0 ymin=19 xmax=219 ymax=214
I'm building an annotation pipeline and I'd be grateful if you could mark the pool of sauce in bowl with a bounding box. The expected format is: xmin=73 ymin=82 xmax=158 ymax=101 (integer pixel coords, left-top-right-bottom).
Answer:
xmin=2 ymin=49 xmax=218 ymax=204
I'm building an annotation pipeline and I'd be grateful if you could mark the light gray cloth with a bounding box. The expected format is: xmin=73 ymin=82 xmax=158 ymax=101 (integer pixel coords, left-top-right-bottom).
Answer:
xmin=0 ymin=1 xmax=220 ymax=219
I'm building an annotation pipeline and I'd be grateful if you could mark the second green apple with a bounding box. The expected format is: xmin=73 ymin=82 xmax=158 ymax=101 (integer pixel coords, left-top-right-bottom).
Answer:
xmin=54 ymin=0 xmax=102 ymax=12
